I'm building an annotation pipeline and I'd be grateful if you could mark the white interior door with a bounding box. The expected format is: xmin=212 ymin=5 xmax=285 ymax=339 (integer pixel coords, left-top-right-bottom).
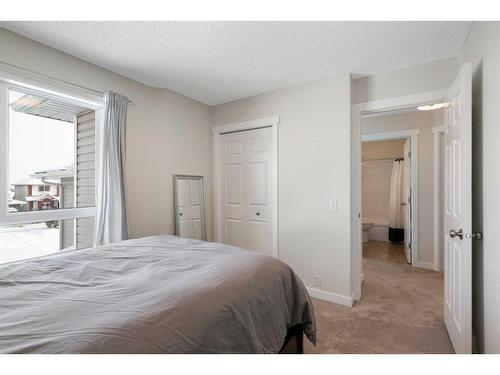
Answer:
xmin=403 ymin=139 xmax=412 ymax=264
xmin=220 ymin=127 xmax=273 ymax=254
xmin=444 ymin=63 xmax=472 ymax=354
xmin=177 ymin=178 xmax=203 ymax=240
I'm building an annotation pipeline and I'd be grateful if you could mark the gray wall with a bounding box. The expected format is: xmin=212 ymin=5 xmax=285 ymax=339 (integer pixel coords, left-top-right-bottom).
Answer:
xmin=212 ymin=75 xmax=353 ymax=303
xmin=352 ymin=57 xmax=459 ymax=104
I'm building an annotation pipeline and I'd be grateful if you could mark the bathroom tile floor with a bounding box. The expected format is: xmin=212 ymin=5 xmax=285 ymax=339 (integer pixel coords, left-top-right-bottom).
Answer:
xmin=304 ymin=240 xmax=454 ymax=353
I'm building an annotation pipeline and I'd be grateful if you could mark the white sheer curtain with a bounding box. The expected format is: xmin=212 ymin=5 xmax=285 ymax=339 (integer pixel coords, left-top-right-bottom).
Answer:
xmin=95 ymin=91 xmax=129 ymax=245
xmin=389 ymin=160 xmax=404 ymax=229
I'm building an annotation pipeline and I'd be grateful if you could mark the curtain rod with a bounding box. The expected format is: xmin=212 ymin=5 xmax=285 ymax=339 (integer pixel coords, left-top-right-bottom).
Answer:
xmin=0 ymin=60 xmax=135 ymax=106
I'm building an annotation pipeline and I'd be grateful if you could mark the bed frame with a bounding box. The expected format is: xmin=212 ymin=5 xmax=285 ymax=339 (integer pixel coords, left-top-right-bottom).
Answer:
xmin=279 ymin=324 xmax=304 ymax=354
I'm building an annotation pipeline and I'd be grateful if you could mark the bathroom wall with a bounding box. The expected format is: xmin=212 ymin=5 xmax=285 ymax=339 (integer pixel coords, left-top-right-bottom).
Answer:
xmin=362 ymin=139 xmax=405 ymax=241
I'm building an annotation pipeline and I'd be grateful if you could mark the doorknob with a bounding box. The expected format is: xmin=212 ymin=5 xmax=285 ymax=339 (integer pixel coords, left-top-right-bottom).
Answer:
xmin=256 ymin=212 xmax=261 ymax=216
xmin=179 ymin=213 xmax=183 ymax=216
xmin=449 ymin=229 xmax=464 ymax=240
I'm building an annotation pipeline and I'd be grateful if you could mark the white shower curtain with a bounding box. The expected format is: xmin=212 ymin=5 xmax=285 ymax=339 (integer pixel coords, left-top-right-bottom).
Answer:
xmin=388 ymin=160 xmax=404 ymax=242
xmin=95 ymin=91 xmax=129 ymax=245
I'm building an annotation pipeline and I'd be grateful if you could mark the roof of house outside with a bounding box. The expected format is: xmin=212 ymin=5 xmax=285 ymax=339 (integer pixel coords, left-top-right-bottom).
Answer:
xmin=12 ymin=177 xmax=52 ymax=186
xmin=10 ymin=94 xmax=88 ymax=123
xmin=31 ymin=165 xmax=74 ymax=179
xmin=12 ymin=166 xmax=74 ymax=186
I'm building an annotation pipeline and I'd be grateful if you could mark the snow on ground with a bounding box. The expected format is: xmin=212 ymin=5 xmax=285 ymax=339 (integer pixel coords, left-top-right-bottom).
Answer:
xmin=0 ymin=223 xmax=59 ymax=264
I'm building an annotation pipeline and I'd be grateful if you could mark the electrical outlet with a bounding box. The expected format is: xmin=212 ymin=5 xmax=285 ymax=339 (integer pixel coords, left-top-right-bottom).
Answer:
xmin=314 ymin=274 xmax=321 ymax=287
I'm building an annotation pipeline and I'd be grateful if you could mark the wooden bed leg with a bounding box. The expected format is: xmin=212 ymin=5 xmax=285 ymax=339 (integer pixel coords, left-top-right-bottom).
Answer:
xmin=279 ymin=325 xmax=304 ymax=354
xmin=296 ymin=327 xmax=304 ymax=354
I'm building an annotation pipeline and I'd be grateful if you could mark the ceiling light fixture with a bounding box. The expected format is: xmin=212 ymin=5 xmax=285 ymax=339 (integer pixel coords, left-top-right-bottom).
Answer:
xmin=417 ymin=102 xmax=450 ymax=111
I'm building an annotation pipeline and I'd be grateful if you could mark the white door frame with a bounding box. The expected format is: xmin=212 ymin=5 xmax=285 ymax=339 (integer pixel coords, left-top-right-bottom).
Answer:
xmin=362 ymin=129 xmax=419 ymax=267
xmin=212 ymin=116 xmax=279 ymax=258
xmin=433 ymin=126 xmax=445 ymax=272
xmin=351 ymin=89 xmax=448 ymax=301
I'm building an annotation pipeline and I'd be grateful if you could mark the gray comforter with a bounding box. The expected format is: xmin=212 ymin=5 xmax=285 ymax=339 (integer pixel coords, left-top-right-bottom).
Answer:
xmin=0 ymin=235 xmax=315 ymax=353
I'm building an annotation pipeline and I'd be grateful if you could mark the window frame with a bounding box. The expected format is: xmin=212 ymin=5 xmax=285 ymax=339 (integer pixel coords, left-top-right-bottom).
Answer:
xmin=0 ymin=68 xmax=103 ymax=247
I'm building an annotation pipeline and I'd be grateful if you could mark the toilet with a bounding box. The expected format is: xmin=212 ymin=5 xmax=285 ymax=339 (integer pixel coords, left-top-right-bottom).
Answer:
xmin=362 ymin=220 xmax=373 ymax=243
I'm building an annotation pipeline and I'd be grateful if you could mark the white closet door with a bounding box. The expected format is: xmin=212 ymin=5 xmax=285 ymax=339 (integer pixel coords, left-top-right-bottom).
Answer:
xmin=245 ymin=128 xmax=273 ymax=253
xmin=177 ymin=179 xmax=203 ymax=240
xmin=221 ymin=131 xmax=246 ymax=248
xmin=220 ymin=127 xmax=273 ymax=254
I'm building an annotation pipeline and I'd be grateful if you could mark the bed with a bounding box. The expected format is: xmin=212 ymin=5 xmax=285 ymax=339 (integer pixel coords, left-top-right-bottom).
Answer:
xmin=0 ymin=235 xmax=316 ymax=353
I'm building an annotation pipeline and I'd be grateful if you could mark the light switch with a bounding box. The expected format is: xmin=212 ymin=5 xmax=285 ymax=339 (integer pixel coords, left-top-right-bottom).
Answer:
xmin=329 ymin=199 xmax=338 ymax=212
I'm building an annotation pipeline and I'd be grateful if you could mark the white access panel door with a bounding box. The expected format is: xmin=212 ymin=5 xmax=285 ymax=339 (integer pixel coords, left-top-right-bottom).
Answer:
xmin=403 ymin=139 xmax=412 ymax=264
xmin=443 ymin=63 xmax=472 ymax=354
xmin=220 ymin=127 xmax=273 ymax=255
xmin=177 ymin=178 xmax=203 ymax=240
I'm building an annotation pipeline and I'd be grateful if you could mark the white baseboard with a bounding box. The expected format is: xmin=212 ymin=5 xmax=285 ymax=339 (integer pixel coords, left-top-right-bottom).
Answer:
xmin=306 ymin=287 xmax=353 ymax=307
xmin=413 ymin=261 xmax=435 ymax=271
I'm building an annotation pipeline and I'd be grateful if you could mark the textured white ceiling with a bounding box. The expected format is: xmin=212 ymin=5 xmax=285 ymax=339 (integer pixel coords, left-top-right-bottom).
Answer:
xmin=1 ymin=21 xmax=471 ymax=105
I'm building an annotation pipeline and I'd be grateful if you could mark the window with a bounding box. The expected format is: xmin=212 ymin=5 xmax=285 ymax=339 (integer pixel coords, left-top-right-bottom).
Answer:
xmin=0 ymin=81 xmax=102 ymax=264
xmin=0 ymin=218 xmax=95 ymax=264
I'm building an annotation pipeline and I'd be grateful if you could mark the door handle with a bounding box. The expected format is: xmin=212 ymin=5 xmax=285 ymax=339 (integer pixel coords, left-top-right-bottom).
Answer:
xmin=179 ymin=213 xmax=183 ymax=216
xmin=449 ymin=229 xmax=464 ymax=240
xmin=256 ymin=212 xmax=261 ymax=216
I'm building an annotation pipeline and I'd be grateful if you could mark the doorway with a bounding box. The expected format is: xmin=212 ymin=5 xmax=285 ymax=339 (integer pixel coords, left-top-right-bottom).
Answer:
xmin=362 ymin=138 xmax=411 ymax=263
xmin=357 ymin=106 xmax=450 ymax=352
xmin=351 ymin=62 xmax=473 ymax=354
xmin=359 ymin=107 xmax=443 ymax=271
xmin=361 ymin=128 xmax=418 ymax=266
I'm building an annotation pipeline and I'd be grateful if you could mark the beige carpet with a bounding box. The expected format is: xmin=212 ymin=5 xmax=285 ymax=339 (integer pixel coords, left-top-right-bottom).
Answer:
xmin=304 ymin=241 xmax=454 ymax=353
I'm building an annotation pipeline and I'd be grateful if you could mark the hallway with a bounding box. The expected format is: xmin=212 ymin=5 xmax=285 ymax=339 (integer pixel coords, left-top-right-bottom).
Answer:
xmin=305 ymin=240 xmax=454 ymax=353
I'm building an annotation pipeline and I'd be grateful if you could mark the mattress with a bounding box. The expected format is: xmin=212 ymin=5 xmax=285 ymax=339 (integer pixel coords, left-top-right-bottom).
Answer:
xmin=0 ymin=235 xmax=316 ymax=353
